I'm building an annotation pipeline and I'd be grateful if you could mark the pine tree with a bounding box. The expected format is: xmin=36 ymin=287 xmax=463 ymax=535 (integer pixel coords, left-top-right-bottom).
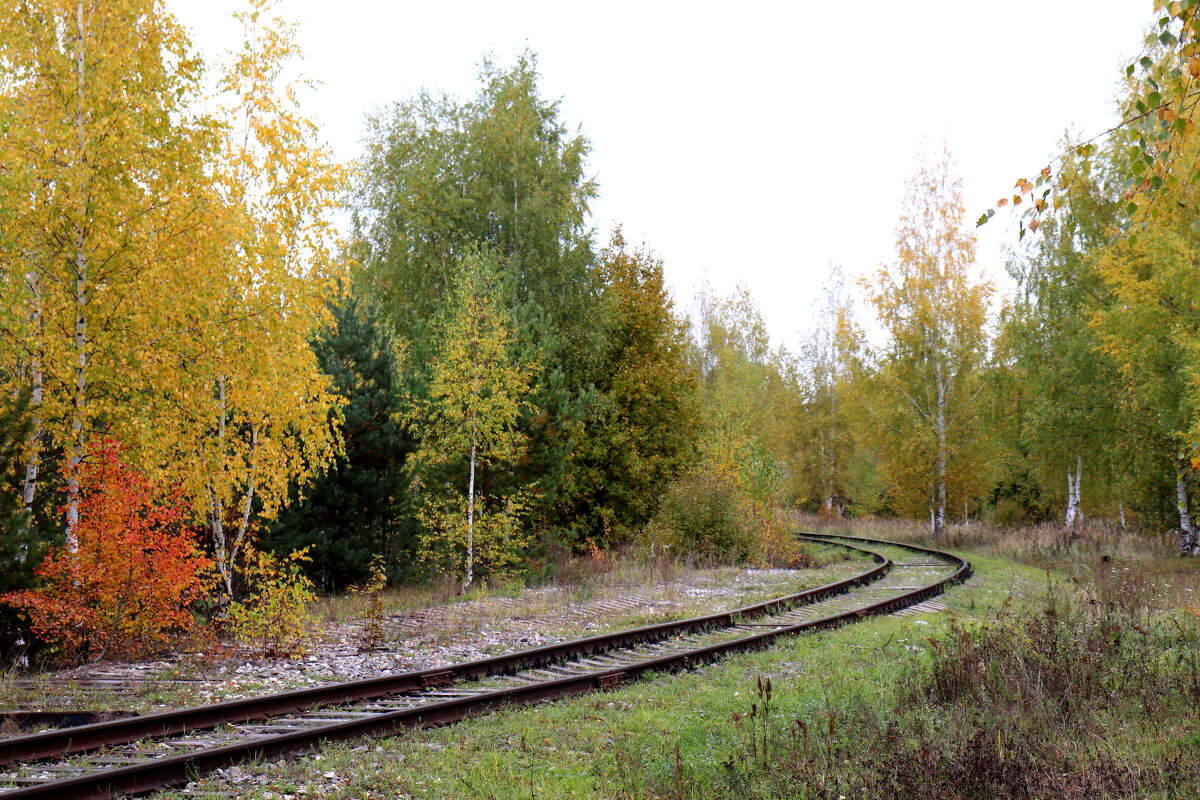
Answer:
xmin=268 ymin=292 xmax=414 ymax=591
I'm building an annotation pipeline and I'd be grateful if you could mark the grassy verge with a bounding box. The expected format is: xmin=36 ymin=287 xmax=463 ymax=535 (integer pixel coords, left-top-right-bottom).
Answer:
xmin=160 ymin=544 xmax=1067 ymax=798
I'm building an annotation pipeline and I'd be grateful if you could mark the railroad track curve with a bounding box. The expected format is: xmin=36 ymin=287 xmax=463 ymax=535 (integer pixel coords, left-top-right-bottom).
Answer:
xmin=0 ymin=534 xmax=970 ymax=799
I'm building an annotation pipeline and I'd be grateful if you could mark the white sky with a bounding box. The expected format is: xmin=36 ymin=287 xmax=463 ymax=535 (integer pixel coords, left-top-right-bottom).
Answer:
xmin=170 ymin=0 xmax=1151 ymax=352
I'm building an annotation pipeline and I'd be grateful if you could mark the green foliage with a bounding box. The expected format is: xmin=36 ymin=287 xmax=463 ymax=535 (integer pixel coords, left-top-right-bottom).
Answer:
xmin=267 ymin=290 xmax=415 ymax=591
xmin=646 ymin=468 xmax=756 ymax=565
xmin=554 ymin=232 xmax=699 ymax=545
xmin=414 ymin=252 xmax=536 ymax=589
xmin=226 ymin=547 xmax=317 ymax=658
xmin=354 ymin=51 xmax=608 ymax=549
xmin=353 ymin=51 xmax=598 ymax=376
xmin=0 ymin=391 xmax=45 ymax=657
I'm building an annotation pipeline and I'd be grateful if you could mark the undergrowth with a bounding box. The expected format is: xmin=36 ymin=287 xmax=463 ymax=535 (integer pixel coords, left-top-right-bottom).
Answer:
xmin=707 ymin=579 xmax=1200 ymax=798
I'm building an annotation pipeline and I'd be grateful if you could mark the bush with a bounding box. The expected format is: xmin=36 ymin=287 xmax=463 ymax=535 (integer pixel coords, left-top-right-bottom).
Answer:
xmin=1 ymin=439 xmax=213 ymax=663
xmin=647 ymin=468 xmax=757 ymax=564
xmin=225 ymin=546 xmax=317 ymax=658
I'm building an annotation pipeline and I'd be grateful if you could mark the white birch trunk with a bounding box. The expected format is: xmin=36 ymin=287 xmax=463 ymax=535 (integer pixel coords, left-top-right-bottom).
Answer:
xmin=1064 ymin=457 xmax=1079 ymax=529
xmin=463 ymin=438 xmax=476 ymax=592
xmin=233 ymin=423 xmax=260 ymax=573
xmin=932 ymin=366 xmax=947 ymax=540
xmin=828 ymin=373 xmax=839 ymax=516
xmin=818 ymin=430 xmax=833 ymax=515
xmin=64 ymin=1 xmax=89 ymax=553
xmin=1176 ymin=461 xmax=1196 ymax=556
xmin=1118 ymin=498 xmax=1127 ymax=531
xmin=20 ymin=270 xmax=44 ymax=554
xmin=210 ymin=374 xmax=231 ymax=601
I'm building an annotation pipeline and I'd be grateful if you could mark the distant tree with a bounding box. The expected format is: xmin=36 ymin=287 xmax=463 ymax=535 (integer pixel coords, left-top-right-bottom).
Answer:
xmin=798 ymin=266 xmax=862 ymax=517
xmin=414 ymin=252 xmax=536 ymax=591
xmin=863 ymin=152 xmax=992 ymax=539
xmin=267 ymin=291 xmax=414 ymax=591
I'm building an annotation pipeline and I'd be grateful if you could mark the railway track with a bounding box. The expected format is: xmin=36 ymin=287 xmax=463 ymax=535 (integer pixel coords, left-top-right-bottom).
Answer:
xmin=0 ymin=534 xmax=970 ymax=799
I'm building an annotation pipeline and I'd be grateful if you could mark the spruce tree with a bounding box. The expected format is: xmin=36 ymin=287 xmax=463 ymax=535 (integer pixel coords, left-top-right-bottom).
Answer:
xmin=267 ymin=293 xmax=413 ymax=591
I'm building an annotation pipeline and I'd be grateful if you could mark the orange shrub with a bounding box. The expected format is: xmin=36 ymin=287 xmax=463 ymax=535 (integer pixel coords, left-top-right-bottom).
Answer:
xmin=2 ymin=439 xmax=213 ymax=662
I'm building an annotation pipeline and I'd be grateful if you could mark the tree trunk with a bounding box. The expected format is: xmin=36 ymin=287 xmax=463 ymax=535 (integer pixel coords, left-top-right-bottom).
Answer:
xmin=463 ymin=438 xmax=476 ymax=592
xmin=1176 ymin=459 xmax=1196 ymax=556
xmin=819 ymin=430 xmax=833 ymax=515
xmin=20 ymin=270 xmax=44 ymax=553
xmin=208 ymin=486 xmax=230 ymax=600
xmin=210 ymin=373 xmax=231 ymax=602
xmin=932 ymin=370 xmax=947 ymax=540
xmin=1064 ymin=455 xmax=1081 ymax=529
xmin=65 ymin=1 xmax=89 ymax=553
xmin=231 ymin=423 xmax=260 ymax=576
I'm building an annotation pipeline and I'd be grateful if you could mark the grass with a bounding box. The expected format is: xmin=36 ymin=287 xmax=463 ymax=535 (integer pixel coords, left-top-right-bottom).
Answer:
xmin=156 ymin=522 xmax=1200 ymax=799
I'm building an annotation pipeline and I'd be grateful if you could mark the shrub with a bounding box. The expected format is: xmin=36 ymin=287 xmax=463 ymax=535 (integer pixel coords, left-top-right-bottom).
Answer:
xmin=647 ymin=468 xmax=757 ymax=564
xmin=350 ymin=554 xmax=388 ymax=652
xmin=225 ymin=546 xmax=317 ymax=658
xmin=1 ymin=439 xmax=213 ymax=663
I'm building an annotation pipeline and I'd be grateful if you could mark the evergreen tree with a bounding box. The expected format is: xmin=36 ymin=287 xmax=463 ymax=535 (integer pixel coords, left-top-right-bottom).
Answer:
xmin=0 ymin=391 xmax=41 ymax=656
xmin=268 ymin=292 xmax=413 ymax=591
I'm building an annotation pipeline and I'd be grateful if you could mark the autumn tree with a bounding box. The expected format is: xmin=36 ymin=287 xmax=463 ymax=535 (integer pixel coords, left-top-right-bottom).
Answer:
xmin=863 ymin=152 xmax=992 ymax=539
xmin=0 ymin=0 xmax=212 ymax=547
xmin=797 ymin=266 xmax=862 ymax=517
xmin=414 ymin=252 xmax=536 ymax=591
xmin=675 ymin=287 xmax=801 ymax=562
xmin=998 ymin=144 xmax=1134 ymax=529
xmin=1 ymin=439 xmax=212 ymax=662
xmin=129 ymin=1 xmax=344 ymax=602
xmin=1089 ymin=169 xmax=1200 ymax=553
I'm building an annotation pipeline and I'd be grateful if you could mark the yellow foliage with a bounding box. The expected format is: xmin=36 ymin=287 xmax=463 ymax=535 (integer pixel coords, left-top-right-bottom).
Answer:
xmin=225 ymin=546 xmax=317 ymax=658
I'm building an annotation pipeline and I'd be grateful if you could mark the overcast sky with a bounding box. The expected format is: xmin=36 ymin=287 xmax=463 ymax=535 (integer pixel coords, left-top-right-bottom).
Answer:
xmin=170 ymin=0 xmax=1151 ymax=351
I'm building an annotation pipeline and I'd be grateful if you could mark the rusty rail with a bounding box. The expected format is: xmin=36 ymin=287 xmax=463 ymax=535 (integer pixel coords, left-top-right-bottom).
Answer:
xmin=0 ymin=534 xmax=969 ymax=799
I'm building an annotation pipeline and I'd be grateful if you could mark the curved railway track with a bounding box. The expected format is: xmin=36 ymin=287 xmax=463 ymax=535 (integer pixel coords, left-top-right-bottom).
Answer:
xmin=0 ymin=534 xmax=970 ymax=799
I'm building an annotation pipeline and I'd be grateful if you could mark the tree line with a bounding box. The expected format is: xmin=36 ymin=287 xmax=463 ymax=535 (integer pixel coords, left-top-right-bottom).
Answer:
xmin=0 ymin=0 xmax=1196 ymax=663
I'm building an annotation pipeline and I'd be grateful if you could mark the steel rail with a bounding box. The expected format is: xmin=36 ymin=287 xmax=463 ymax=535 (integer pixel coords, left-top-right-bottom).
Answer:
xmin=0 ymin=538 xmax=888 ymax=766
xmin=0 ymin=535 xmax=969 ymax=800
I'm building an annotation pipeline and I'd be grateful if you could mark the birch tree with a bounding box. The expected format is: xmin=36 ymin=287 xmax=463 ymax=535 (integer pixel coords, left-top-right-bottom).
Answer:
xmin=126 ymin=0 xmax=344 ymax=600
xmin=0 ymin=0 xmax=210 ymax=547
xmin=415 ymin=252 xmax=536 ymax=591
xmin=799 ymin=266 xmax=862 ymax=517
xmin=864 ymin=152 xmax=992 ymax=539
xmin=1004 ymin=148 xmax=1128 ymax=530
xmin=1092 ymin=214 xmax=1200 ymax=554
